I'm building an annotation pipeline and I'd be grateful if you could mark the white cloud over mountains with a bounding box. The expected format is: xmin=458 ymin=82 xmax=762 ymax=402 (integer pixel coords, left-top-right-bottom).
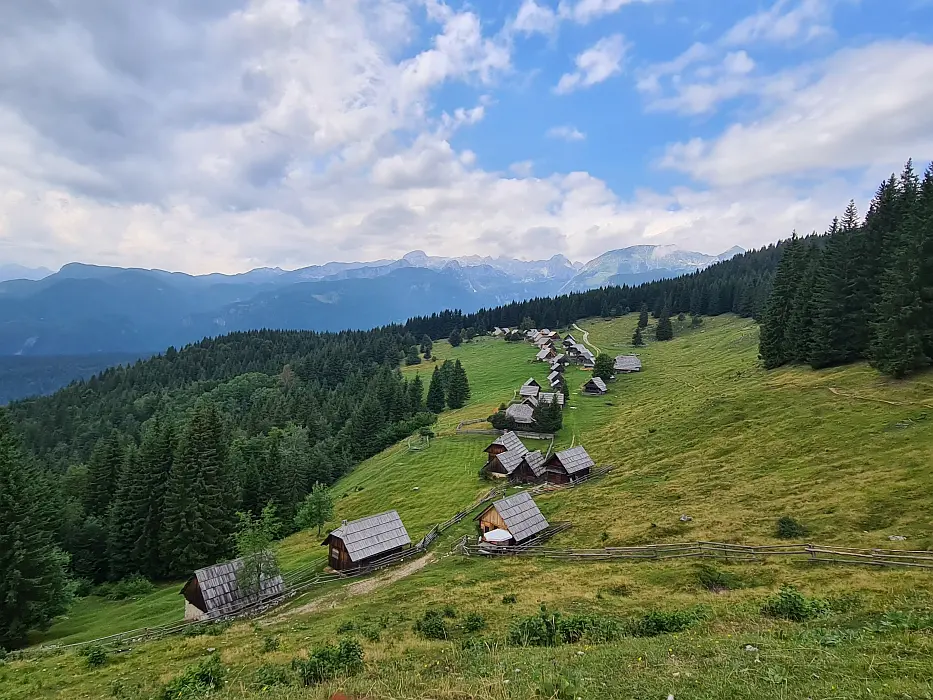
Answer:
xmin=0 ymin=0 xmax=931 ymax=274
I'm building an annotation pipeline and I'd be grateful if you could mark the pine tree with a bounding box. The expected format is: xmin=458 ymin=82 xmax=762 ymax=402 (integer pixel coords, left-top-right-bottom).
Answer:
xmin=133 ymin=419 xmax=176 ymax=579
xmin=0 ymin=409 xmax=72 ymax=649
xmin=426 ymin=367 xmax=446 ymax=413
xmin=655 ymin=308 xmax=674 ymax=341
xmin=638 ymin=303 xmax=649 ymax=329
xmin=84 ymin=431 xmax=123 ymax=519
xmin=448 ymin=328 xmax=463 ymax=347
xmin=408 ymin=374 xmax=425 ymax=413
xmin=160 ymin=402 xmax=236 ymax=578
xmin=759 ymin=233 xmax=804 ymax=368
xmin=785 ymin=244 xmax=819 ymax=364
xmin=108 ymin=444 xmax=145 ymax=580
xmin=632 ymin=326 xmax=644 ymax=347
xmin=445 ymin=360 xmax=471 ymax=409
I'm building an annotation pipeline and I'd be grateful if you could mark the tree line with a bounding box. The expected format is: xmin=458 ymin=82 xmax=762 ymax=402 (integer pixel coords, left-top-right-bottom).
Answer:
xmin=759 ymin=160 xmax=933 ymax=377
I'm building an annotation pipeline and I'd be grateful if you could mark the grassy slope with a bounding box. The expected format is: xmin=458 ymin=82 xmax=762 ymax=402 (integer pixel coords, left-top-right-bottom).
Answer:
xmin=7 ymin=314 xmax=933 ymax=700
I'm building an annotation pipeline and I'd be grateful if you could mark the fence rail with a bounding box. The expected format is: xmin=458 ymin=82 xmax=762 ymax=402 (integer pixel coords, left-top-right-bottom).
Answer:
xmin=454 ymin=539 xmax=933 ymax=569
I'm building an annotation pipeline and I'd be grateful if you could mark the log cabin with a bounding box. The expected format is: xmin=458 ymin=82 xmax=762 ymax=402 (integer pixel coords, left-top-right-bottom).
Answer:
xmin=544 ymin=446 xmax=595 ymax=484
xmin=484 ymin=431 xmax=529 ymax=463
xmin=180 ymin=557 xmax=284 ymax=621
xmin=475 ymin=492 xmax=549 ymax=545
xmin=321 ymin=511 xmax=411 ymax=571
xmin=614 ymin=354 xmax=643 ymax=373
xmin=582 ymin=377 xmax=608 ymax=395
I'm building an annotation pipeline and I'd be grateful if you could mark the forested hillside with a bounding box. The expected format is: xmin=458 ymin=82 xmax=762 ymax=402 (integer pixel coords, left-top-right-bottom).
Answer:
xmin=760 ymin=160 xmax=933 ymax=377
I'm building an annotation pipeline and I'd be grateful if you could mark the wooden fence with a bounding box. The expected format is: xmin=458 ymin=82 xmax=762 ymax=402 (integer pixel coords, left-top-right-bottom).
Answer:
xmin=453 ymin=539 xmax=933 ymax=569
xmin=527 ymin=465 xmax=614 ymax=494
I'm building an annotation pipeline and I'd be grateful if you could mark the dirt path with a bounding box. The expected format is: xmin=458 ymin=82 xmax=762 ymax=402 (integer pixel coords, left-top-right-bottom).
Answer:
xmin=273 ymin=553 xmax=436 ymax=621
xmin=572 ymin=323 xmax=601 ymax=356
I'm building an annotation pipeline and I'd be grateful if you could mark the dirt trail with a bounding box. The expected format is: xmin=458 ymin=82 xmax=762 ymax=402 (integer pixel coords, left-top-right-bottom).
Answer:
xmin=274 ymin=553 xmax=436 ymax=621
xmin=571 ymin=323 xmax=601 ymax=356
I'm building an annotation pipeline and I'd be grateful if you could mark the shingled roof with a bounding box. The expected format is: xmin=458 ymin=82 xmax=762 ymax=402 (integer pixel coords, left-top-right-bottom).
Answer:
xmin=523 ymin=377 xmax=541 ymax=388
xmin=614 ymin=355 xmax=643 ymax=372
xmin=519 ymin=384 xmax=540 ymax=398
xmin=538 ymin=392 xmax=565 ymax=406
xmin=495 ymin=449 xmax=527 ymax=475
xmin=324 ymin=511 xmax=411 ymax=564
xmin=536 ymin=348 xmax=554 ymax=361
xmin=486 ymin=431 xmax=528 ymax=456
xmin=547 ymin=370 xmax=560 ymax=382
xmin=506 ymin=403 xmax=534 ymax=424
xmin=523 ymin=450 xmax=547 ymax=478
xmin=551 ymin=446 xmax=595 ymax=475
xmin=182 ymin=557 xmax=284 ymax=618
xmin=584 ymin=377 xmax=608 ymax=393
xmin=487 ymin=492 xmax=549 ymax=543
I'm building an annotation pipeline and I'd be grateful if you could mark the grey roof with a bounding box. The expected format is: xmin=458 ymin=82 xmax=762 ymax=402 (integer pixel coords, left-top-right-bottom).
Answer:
xmin=554 ymin=353 xmax=566 ymax=362
xmin=186 ymin=556 xmax=284 ymax=617
xmin=506 ymin=403 xmax=534 ymax=424
xmin=614 ymin=354 xmax=642 ymax=372
xmin=495 ymin=449 xmax=527 ymax=474
xmin=326 ymin=510 xmax=411 ymax=563
xmin=519 ymin=384 xmax=540 ymax=397
xmin=539 ymin=392 xmax=565 ymax=406
xmin=547 ymin=370 xmax=560 ymax=382
xmin=536 ymin=348 xmax=554 ymax=360
xmin=491 ymin=492 xmax=549 ymax=543
xmin=551 ymin=446 xmax=595 ymax=475
xmin=584 ymin=377 xmax=608 ymax=393
xmin=522 ymin=395 xmax=539 ymax=408
xmin=563 ymin=334 xmax=577 ymax=343
xmin=524 ymin=377 xmax=541 ymax=387
xmin=488 ymin=431 xmax=528 ymax=456
xmin=523 ymin=451 xmax=547 ymax=478
xmin=550 ymin=361 xmax=565 ymax=372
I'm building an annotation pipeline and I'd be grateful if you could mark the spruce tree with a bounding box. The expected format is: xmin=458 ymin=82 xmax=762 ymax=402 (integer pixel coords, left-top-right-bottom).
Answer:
xmin=84 ymin=431 xmax=123 ymax=519
xmin=638 ymin=303 xmax=649 ymax=329
xmin=133 ymin=419 xmax=176 ymax=579
xmin=420 ymin=335 xmax=433 ymax=357
xmin=632 ymin=326 xmax=644 ymax=347
xmin=448 ymin=328 xmax=463 ymax=347
xmin=655 ymin=308 xmax=674 ymax=341
xmin=445 ymin=360 xmax=471 ymax=409
xmin=785 ymin=244 xmax=819 ymax=364
xmin=160 ymin=402 xmax=236 ymax=578
xmin=426 ymin=367 xmax=446 ymax=413
xmin=0 ymin=409 xmax=72 ymax=649
xmin=408 ymin=374 xmax=425 ymax=413
xmin=108 ymin=444 xmax=145 ymax=580
xmin=759 ymin=233 xmax=803 ymax=368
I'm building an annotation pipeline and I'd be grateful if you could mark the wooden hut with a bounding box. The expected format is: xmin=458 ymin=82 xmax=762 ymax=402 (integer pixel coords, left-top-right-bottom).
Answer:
xmin=547 ymin=370 xmax=562 ymax=387
xmin=536 ymin=347 xmax=556 ymax=362
xmin=484 ymin=431 xmax=529 ymax=462
xmin=544 ymin=446 xmax=595 ymax=484
xmin=475 ymin=492 xmax=550 ymax=545
xmin=181 ymin=557 xmax=284 ymax=621
xmin=519 ymin=384 xmax=540 ymax=399
xmin=614 ymin=355 xmax=643 ymax=373
xmin=563 ymin=333 xmax=577 ymax=347
xmin=321 ymin=511 xmax=412 ymax=571
xmin=538 ymin=392 xmax=565 ymax=407
xmin=582 ymin=377 xmax=608 ymax=395
xmin=483 ymin=448 xmax=528 ymax=479
xmin=512 ymin=450 xmax=547 ymax=483
xmin=506 ymin=403 xmax=534 ymax=426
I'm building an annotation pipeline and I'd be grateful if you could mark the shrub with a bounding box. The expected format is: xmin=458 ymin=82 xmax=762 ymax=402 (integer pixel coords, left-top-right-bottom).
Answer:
xmin=501 ymin=593 xmax=518 ymax=605
xmin=260 ymin=635 xmax=280 ymax=653
xmin=776 ymin=516 xmax=808 ymax=539
xmin=414 ymin=610 xmax=449 ymax=640
xmin=252 ymin=663 xmax=292 ymax=688
xmin=73 ymin=578 xmax=94 ymax=598
xmin=537 ymin=671 xmax=582 ymax=700
xmin=158 ymin=654 xmax=226 ymax=700
xmin=509 ymin=607 xmax=625 ymax=647
xmin=360 ymin=624 xmax=381 ymax=643
xmin=696 ymin=564 xmax=743 ymax=592
xmin=628 ymin=608 xmax=704 ymax=637
xmin=462 ymin=613 xmax=486 ymax=633
xmin=81 ymin=644 xmax=108 ymax=668
xmin=292 ymin=638 xmax=364 ymax=687
xmin=441 ymin=605 xmax=457 ymax=619
xmin=761 ymin=586 xmax=829 ymax=621
xmin=336 ymin=620 xmax=356 ymax=634
xmin=107 ymin=575 xmax=155 ymax=601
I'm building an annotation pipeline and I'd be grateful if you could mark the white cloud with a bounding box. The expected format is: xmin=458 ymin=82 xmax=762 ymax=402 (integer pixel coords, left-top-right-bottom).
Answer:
xmin=723 ymin=0 xmax=836 ymax=46
xmin=660 ymin=41 xmax=933 ymax=186
xmin=558 ymin=0 xmax=656 ymax=24
xmin=547 ymin=125 xmax=587 ymax=141
xmin=645 ymin=50 xmax=760 ymax=114
xmin=555 ymin=34 xmax=627 ymax=94
xmin=512 ymin=0 xmax=559 ymax=35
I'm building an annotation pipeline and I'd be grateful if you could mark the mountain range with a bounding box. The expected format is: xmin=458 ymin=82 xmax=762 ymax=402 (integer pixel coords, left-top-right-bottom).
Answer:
xmin=0 ymin=245 xmax=742 ymax=359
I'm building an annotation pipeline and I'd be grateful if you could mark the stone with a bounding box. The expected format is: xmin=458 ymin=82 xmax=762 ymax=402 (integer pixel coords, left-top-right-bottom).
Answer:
xmin=744 ymin=645 xmax=759 ymax=653
xmin=679 ymin=515 xmax=693 ymax=522
xmin=888 ymin=535 xmax=907 ymax=541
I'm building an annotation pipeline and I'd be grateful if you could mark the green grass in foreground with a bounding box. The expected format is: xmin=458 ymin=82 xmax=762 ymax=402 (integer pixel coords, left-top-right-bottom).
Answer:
xmin=8 ymin=314 xmax=933 ymax=699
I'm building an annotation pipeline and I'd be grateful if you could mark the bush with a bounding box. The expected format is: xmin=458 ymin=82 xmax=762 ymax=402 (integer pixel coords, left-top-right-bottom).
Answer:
xmin=414 ymin=610 xmax=449 ymax=640
xmin=182 ymin=621 xmax=231 ymax=638
xmin=762 ymin=586 xmax=829 ymax=622
xmin=508 ymin=606 xmax=625 ymax=647
xmin=158 ymin=654 xmax=226 ymax=700
xmin=696 ymin=564 xmax=743 ymax=592
xmin=336 ymin=620 xmax=356 ymax=634
xmin=292 ymin=638 xmax=364 ymax=687
xmin=81 ymin=644 xmax=108 ymax=668
xmin=107 ymin=575 xmax=155 ymax=601
xmin=502 ymin=593 xmax=518 ymax=605
xmin=72 ymin=578 xmax=94 ymax=598
xmin=627 ymin=608 xmax=704 ymax=637
xmin=260 ymin=635 xmax=280 ymax=653
xmin=462 ymin=613 xmax=486 ymax=633
xmin=252 ymin=663 xmax=292 ymax=688
xmin=441 ymin=605 xmax=457 ymax=619
xmin=776 ymin=516 xmax=808 ymax=539
xmin=537 ymin=671 xmax=582 ymax=700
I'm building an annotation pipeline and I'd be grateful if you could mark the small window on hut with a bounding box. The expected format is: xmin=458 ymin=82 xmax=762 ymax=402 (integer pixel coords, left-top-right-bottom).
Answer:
xmin=330 ymin=547 xmax=340 ymax=559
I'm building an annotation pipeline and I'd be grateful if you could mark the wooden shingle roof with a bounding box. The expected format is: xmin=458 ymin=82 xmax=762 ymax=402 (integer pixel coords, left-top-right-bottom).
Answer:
xmin=325 ymin=511 xmax=411 ymax=563
xmin=487 ymin=431 xmax=528 ymax=456
xmin=523 ymin=377 xmax=541 ymax=388
xmin=523 ymin=450 xmax=547 ymax=478
xmin=519 ymin=384 xmax=540 ymax=398
xmin=614 ymin=355 xmax=643 ymax=372
xmin=552 ymin=446 xmax=595 ymax=475
xmin=584 ymin=377 xmax=607 ymax=393
xmin=547 ymin=370 xmax=561 ymax=382
xmin=506 ymin=403 xmax=534 ymax=424
xmin=184 ymin=557 xmax=284 ymax=617
xmin=536 ymin=348 xmax=554 ymax=361
xmin=495 ymin=449 xmax=527 ymax=474
xmin=489 ymin=492 xmax=549 ymax=543
xmin=538 ymin=392 xmax=565 ymax=406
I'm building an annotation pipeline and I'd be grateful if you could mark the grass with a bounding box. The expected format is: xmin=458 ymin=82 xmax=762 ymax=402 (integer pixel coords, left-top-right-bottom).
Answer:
xmin=8 ymin=313 xmax=933 ymax=699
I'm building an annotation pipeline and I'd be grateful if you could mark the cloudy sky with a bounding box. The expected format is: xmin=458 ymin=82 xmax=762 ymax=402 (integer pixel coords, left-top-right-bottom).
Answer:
xmin=1 ymin=0 xmax=932 ymax=274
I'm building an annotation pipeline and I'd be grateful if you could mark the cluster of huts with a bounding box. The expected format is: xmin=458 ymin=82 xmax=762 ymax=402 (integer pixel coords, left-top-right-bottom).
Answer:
xmin=481 ymin=430 xmax=595 ymax=486
xmin=505 ymin=377 xmax=565 ymax=426
xmin=581 ymin=354 xmax=644 ymax=396
xmin=527 ymin=329 xmax=596 ymax=369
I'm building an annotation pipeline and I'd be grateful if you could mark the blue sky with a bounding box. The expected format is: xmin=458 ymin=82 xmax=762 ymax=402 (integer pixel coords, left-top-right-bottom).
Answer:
xmin=1 ymin=0 xmax=932 ymax=273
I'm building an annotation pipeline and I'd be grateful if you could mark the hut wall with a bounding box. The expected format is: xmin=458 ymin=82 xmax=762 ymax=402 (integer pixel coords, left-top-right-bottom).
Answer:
xmin=477 ymin=507 xmax=508 ymax=535
xmin=485 ymin=444 xmax=508 ymax=462
xmin=483 ymin=457 xmax=510 ymax=478
xmin=328 ymin=538 xmax=353 ymax=571
xmin=185 ymin=600 xmax=207 ymax=622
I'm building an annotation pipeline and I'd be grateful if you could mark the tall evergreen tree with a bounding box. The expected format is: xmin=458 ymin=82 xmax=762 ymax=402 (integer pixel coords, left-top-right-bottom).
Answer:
xmin=785 ymin=244 xmax=819 ymax=364
xmin=0 ymin=409 xmax=73 ymax=649
xmin=632 ymin=326 xmax=644 ymax=347
xmin=133 ymin=418 xmax=176 ymax=579
xmin=108 ymin=444 xmax=145 ymax=580
xmin=638 ymin=303 xmax=649 ymax=329
xmin=160 ymin=401 xmax=236 ymax=578
xmin=655 ymin=308 xmax=674 ymax=341
xmin=408 ymin=374 xmax=425 ymax=413
xmin=758 ymin=233 xmax=804 ymax=368
xmin=426 ymin=367 xmax=446 ymax=413
xmin=448 ymin=328 xmax=463 ymax=347
xmin=84 ymin=431 xmax=123 ymax=519
xmin=445 ymin=360 xmax=471 ymax=409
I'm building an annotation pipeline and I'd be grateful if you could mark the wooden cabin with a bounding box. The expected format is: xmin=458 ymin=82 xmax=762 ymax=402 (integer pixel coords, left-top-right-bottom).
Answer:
xmin=321 ymin=511 xmax=411 ymax=571
xmin=582 ymin=377 xmax=608 ymax=395
xmin=512 ymin=450 xmax=547 ymax=483
xmin=614 ymin=355 xmax=643 ymax=373
xmin=536 ymin=347 xmax=556 ymax=362
xmin=538 ymin=392 xmax=565 ymax=407
xmin=519 ymin=384 xmax=540 ymax=399
xmin=484 ymin=431 xmax=529 ymax=462
xmin=475 ymin=492 xmax=550 ymax=545
xmin=544 ymin=446 xmax=595 ymax=485
xmin=483 ymin=448 xmax=527 ymax=479
xmin=181 ymin=557 xmax=284 ymax=621
xmin=563 ymin=333 xmax=577 ymax=347
xmin=506 ymin=403 xmax=534 ymax=425
xmin=547 ymin=370 xmax=562 ymax=387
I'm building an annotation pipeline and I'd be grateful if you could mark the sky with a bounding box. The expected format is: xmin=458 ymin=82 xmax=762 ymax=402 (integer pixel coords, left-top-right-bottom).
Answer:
xmin=1 ymin=0 xmax=932 ymax=275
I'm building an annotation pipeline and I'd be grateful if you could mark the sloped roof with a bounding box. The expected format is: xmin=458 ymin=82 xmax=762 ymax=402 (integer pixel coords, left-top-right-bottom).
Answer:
xmin=490 ymin=492 xmax=549 ymax=543
xmin=184 ymin=557 xmax=284 ymax=616
xmin=552 ymin=446 xmax=595 ymax=475
xmin=536 ymin=348 xmax=554 ymax=360
xmin=519 ymin=384 xmax=540 ymax=397
xmin=522 ymin=395 xmax=539 ymax=408
xmin=523 ymin=377 xmax=541 ymax=387
xmin=539 ymin=392 xmax=565 ymax=406
xmin=564 ymin=333 xmax=577 ymax=343
xmin=523 ymin=450 xmax=547 ymax=477
xmin=584 ymin=377 xmax=607 ymax=393
xmin=325 ymin=510 xmax=411 ymax=563
xmin=506 ymin=403 xmax=534 ymax=424
xmin=495 ymin=449 xmax=527 ymax=474
xmin=614 ymin=355 xmax=642 ymax=372
xmin=547 ymin=370 xmax=560 ymax=382
xmin=554 ymin=353 xmax=566 ymax=362
xmin=487 ymin=431 xmax=528 ymax=456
